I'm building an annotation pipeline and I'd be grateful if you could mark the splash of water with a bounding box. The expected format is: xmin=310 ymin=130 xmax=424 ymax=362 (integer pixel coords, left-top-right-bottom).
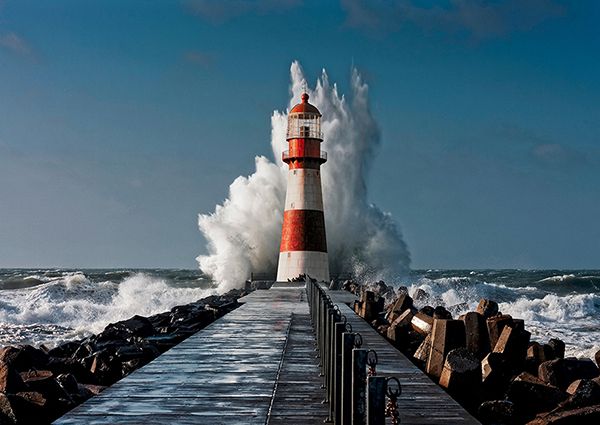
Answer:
xmin=198 ymin=61 xmax=411 ymax=290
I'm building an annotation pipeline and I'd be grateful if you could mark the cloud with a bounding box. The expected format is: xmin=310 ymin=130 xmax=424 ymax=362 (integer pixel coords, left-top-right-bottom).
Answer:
xmin=0 ymin=31 xmax=36 ymax=61
xmin=184 ymin=50 xmax=214 ymax=67
xmin=185 ymin=0 xmax=302 ymax=24
xmin=531 ymin=143 xmax=587 ymax=166
xmin=341 ymin=0 xmax=565 ymax=39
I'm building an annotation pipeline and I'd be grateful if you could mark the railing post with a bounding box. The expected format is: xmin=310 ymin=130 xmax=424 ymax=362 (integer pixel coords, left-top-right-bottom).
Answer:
xmin=333 ymin=320 xmax=346 ymax=424
xmin=351 ymin=348 xmax=368 ymax=425
xmin=341 ymin=331 xmax=358 ymax=425
xmin=366 ymin=376 xmax=386 ymax=425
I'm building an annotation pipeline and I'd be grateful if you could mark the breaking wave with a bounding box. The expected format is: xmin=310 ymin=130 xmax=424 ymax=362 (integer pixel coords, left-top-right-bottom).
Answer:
xmin=198 ymin=61 xmax=411 ymax=290
xmin=0 ymin=271 xmax=213 ymax=347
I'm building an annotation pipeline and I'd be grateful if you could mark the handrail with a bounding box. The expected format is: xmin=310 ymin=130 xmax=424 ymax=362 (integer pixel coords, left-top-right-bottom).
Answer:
xmin=282 ymin=150 xmax=327 ymax=161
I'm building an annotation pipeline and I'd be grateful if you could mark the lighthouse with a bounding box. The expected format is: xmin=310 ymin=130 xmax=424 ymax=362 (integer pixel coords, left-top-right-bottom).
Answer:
xmin=276 ymin=92 xmax=330 ymax=282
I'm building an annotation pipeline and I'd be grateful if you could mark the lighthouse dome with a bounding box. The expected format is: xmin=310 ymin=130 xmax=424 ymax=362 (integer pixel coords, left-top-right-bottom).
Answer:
xmin=290 ymin=93 xmax=321 ymax=116
xmin=287 ymin=93 xmax=322 ymax=140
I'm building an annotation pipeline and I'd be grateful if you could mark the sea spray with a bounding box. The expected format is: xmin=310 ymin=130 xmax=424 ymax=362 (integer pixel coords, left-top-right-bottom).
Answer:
xmin=0 ymin=272 xmax=213 ymax=347
xmin=198 ymin=61 xmax=411 ymax=289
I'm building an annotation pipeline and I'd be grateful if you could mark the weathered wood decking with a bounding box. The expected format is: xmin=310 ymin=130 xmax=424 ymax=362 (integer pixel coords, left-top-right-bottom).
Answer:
xmin=55 ymin=283 xmax=479 ymax=424
xmin=324 ymin=287 xmax=480 ymax=424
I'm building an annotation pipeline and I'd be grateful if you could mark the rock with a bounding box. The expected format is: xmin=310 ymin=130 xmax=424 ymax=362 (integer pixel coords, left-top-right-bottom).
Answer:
xmin=0 ymin=346 xmax=49 ymax=371
xmin=493 ymin=324 xmax=531 ymax=368
xmin=560 ymin=379 xmax=600 ymax=410
xmin=542 ymin=343 xmax=557 ymax=361
xmin=56 ymin=374 xmax=79 ymax=396
xmin=46 ymin=357 xmax=93 ymax=384
xmin=506 ymin=372 xmax=567 ymax=418
xmin=539 ymin=358 xmax=600 ymax=390
xmin=411 ymin=312 xmax=434 ymax=335
xmin=486 ymin=314 xmax=513 ymax=350
xmin=433 ymin=306 xmax=452 ymax=320
xmin=463 ymin=312 xmax=490 ymax=360
xmin=478 ymin=400 xmax=516 ymax=425
xmin=20 ymin=370 xmax=70 ymax=404
xmin=0 ymin=393 xmax=17 ymax=425
xmin=426 ymin=319 xmax=466 ymax=379
xmin=547 ymin=338 xmax=565 ymax=360
xmin=526 ymin=405 xmax=600 ymax=425
xmin=438 ymin=348 xmax=481 ymax=409
xmin=95 ymin=315 xmax=155 ymax=343
xmin=46 ymin=341 xmax=82 ymax=359
xmin=80 ymin=384 xmax=107 ymax=396
xmin=412 ymin=288 xmax=429 ymax=303
xmin=89 ymin=350 xmax=122 ymax=386
xmin=595 ymin=349 xmax=600 ymax=369
xmin=0 ymin=360 xmax=25 ymax=393
xmin=476 ymin=299 xmax=499 ymax=318
xmin=418 ymin=306 xmax=434 ymax=317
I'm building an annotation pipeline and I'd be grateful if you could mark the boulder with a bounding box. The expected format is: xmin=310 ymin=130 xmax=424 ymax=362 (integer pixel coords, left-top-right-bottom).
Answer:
xmin=95 ymin=315 xmax=155 ymax=343
xmin=89 ymin=350 xmax=122 ymax=386
xmin=463 ymin=311 xmax=490 ymax=360
xmin=526 ymin=405 xmax=600 ymax=425
xmin=595 ymin=349 xmax=600 ymax=369
xmin=478 ymin=400 xmax=516 ymax=425
xmin=0 ymin=346 xmax=49 ymax=371
xmin=56 ymin=374 xmax=79 ymax=396
xmin=547 ymin=338 xmax=565 ymax=360
xmin=46 ymin=341 xmax=82 ymax=359
xmin=486 ymin=314 xmax=513 ymax=350
xmin=438 ymin=348 xmax=481 ymax=409
xmin=506 ymin=372 xmax=567 ymax=418
xmin=0 ymin=360 xmax=25 ymax=394
xmin=426 ymin=319 xmax=466 ymax=379
xmin=418 ymin=306 xmax=434 ymax=317
xmin=539 ymin=358 xmax=600 ymax=390
xmin=560 ymin=378 xmax=600 ymax=410
xmin=0 ymin=393 xmax=17 ymax=425
xmin=476 ymin=299 xmax=499 ymax=318
xmin=433 ymin=306 xmax=452 ymax=320
xmin=412 ymin=288 xmax=429 ymax=303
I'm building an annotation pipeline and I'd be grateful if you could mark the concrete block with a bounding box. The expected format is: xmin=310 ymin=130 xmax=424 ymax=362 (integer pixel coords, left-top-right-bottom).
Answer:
xmin=426 ymin=319 xmax=466 ymax=379
xmin=493 ymin=324 xmax=531 ymax=367
xmin=386 ymin=309 xmax=414 ymax=343
xmin=439 ymin=347 xmax=481 ymax=408
xmin=413 ymin=334 xmax=432 ymax=363
xmin=463 ymin=311 xmax=490 ymax=359
xmin=486 ymin=314 xmax=513 ymax=350
xmin=476 ymin=299 xmax=499 ymax=318
xmin=548 ymin=338 xmax=565 ymax=359
xmin=506 ymin=372 xmax=567 ymax=418
xmin=411 ymin=312 xmax=434 ymax=335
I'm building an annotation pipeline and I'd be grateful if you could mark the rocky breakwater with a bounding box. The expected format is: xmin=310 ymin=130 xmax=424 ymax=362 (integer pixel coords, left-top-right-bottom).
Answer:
xmin=347 ymin=281 xmax=600 ymax=425
xmin=0 ymin=288 xmax=246 ymax=424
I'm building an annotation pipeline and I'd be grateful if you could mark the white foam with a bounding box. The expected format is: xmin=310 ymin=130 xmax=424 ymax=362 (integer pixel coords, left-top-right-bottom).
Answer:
xmin=198 ymin=61 xmax=411 ymax=290
xmin=0 ymin=273 xmax=213 ymax=347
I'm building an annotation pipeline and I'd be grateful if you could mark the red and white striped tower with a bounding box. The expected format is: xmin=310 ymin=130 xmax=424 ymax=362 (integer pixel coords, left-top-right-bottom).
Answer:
xmin=277 ymin=92 xmax=330 ymax=282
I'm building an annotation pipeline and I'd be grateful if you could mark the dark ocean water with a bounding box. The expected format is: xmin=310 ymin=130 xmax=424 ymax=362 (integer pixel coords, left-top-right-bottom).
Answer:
xmin=0 ymin=269 xmax=598 ymax=358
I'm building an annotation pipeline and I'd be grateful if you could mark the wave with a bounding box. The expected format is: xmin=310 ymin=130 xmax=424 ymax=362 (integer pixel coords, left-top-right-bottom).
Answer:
xmin=0 ymin=272 xmax=214 ymax=347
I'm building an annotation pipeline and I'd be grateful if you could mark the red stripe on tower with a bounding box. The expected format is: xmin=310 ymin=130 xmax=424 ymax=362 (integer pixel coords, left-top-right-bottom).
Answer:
xmin=276 ymin=92 xmax=330 ymax=282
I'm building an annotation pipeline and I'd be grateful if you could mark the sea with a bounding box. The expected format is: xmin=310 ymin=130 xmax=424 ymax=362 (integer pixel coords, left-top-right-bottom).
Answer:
xmin=0 ymin=269 xmax=598 ymax=359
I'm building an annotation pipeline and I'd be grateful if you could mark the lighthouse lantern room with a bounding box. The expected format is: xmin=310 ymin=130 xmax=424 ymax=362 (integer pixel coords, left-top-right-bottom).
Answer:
xmin=276 ymin=93 xmax=330 ymax=282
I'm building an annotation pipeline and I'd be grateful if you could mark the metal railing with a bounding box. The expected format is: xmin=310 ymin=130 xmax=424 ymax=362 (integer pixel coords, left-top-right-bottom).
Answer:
xmin=282 ymin=150 xmax=327 ymax=162
xmin=306 ymin=280 xmax=401 ymax=424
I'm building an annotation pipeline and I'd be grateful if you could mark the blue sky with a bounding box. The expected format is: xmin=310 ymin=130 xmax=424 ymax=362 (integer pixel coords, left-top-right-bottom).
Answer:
xmin=0 ymin=0 xmax=598 ymax=269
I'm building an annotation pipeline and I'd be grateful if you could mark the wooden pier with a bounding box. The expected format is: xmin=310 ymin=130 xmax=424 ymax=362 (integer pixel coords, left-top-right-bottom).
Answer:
xmin=55 ymin=283 xmax=479 ymax=424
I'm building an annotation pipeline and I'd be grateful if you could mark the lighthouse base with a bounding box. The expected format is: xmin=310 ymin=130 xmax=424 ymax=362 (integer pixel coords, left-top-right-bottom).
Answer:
xmin=276 ymin=251 xmax=330 ymax=283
